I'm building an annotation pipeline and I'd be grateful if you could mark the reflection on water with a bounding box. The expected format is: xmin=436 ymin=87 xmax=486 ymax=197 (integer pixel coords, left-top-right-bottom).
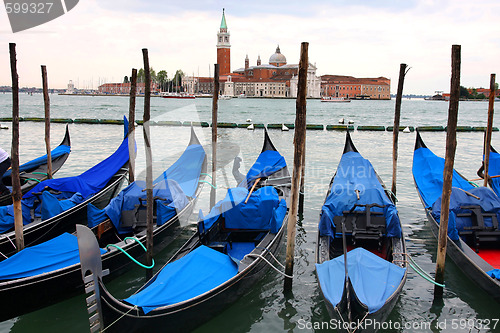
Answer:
xmin=0 ymin=95 xmax=499 ymax=332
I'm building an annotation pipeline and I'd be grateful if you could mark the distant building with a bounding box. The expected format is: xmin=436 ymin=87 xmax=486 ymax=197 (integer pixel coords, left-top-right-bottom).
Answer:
xmin=66 ymin=80 xmax=75 ymax=94
xmin=321 ymin=75 xmax=391 ymax=100
xmin=98 ymin=82 xmax=159 ymax=94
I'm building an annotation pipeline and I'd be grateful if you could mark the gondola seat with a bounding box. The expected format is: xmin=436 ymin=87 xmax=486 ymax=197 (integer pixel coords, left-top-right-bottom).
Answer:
xmin=458 ymin=204 xmax=500 ymax=250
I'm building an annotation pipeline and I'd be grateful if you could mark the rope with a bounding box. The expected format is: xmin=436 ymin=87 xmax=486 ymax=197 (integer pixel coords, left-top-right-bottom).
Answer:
xmin=0 ymin=251 xmax=7 ymax=259
xmin=31 ymin=172 xmax=48 ymax=175
xmin=198 ymin=180 xmax=217 ymax=189
xmin=200 ymin=173 xmax=213 ymax=180
xmin=24 ymin=178 xmax=42 ymax=183
xmin=106 ymin=237 xmax=154 ymax=269
xmin=468 ymin=181 xmax=479 ymax=188
xmin=102 ymin=305 xmax=138 ymax=332
xmin=244 ymin=253 xmax=293 ymax=279
xmin=394 ymin=252 xmax=445 ymax=288
xmin=255 ymin=246 xmax=285 ymax=269
xmin=386 ymin=189 xmax=398 ymax=203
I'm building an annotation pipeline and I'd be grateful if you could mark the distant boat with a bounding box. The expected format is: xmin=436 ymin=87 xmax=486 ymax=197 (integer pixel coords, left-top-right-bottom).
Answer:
xmin=321 ymin=97 xmax=350 ymax=103
xmin=160 ymin=92 xmax=195 ymax=99
xmin=238 ymin=93 xmax=247 ymax=98
xmin=219 ymin=95 xmax=232 ymax=100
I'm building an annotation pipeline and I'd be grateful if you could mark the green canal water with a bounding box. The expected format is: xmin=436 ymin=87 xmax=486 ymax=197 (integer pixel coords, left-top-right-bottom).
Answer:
xmin=0 ymin=94 xmax=499 ymax=332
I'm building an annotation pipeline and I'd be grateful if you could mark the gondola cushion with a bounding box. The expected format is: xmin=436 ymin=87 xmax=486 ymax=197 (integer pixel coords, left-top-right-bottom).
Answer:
xmin=315 ymin=247 xmax=406 ymax=314
xmin=124 ymin=245 xmax=238 ymax=313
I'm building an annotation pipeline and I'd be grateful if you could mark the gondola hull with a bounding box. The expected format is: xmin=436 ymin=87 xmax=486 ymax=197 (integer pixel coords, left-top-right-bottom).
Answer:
xmin=0 ymin=186 xmax=200 ymax=321
xmin=97 ymin=218 xmax=286 ymax=333
xmin=0 ymin=126 xmax=71 ymax=206
xmin=422 ymin=204 xmax=500 ymax=303
xmin=0 ymin=166 xmax=128 ymax=259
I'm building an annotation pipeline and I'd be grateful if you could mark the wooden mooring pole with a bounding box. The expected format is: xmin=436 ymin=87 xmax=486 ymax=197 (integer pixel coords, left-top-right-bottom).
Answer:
xmin=284 ymin=42 xmax=308 ymax=291
xmin=483 ymin=74 xmax=496 ymax=188
xmin=142 ymin=49 xmax=154 ymax=279
xmin=434 ymin=44 xmax=461 ymax=299
xmin=391 ymin=63 xmax=408 ymax=197
xmin=128 ymin=68 xmax=138 ymax=184
xmin=210 ymin=64 xmax=219 ymax=209
xmin=41 ymin=65 xmax=52 ymax=179
xmin=9 ymin=43 xmax=23 ymax=251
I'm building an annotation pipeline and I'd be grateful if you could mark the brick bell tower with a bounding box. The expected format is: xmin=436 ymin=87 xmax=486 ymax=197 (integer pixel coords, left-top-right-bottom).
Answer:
xmin=217 ymin=8 xmax=231 ymax=75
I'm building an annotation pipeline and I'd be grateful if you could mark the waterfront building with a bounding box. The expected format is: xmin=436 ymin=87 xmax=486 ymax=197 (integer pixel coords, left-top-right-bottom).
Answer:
xmin=321 ymin=75 xmax=391 ymax=100
xmin=98 ymin=82 xmax=159 ymax=95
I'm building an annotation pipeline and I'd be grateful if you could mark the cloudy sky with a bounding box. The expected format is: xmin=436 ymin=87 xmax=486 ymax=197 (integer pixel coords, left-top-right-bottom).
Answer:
xmin=0 ymin=0 xmax=499 ymax=94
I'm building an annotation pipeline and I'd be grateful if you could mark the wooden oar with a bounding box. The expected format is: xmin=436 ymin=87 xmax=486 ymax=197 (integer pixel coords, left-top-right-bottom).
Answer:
xmin=245 ymin=178 xmax=261 ymax=204
xmin=456 ymin=187 xmax=480 ymax=200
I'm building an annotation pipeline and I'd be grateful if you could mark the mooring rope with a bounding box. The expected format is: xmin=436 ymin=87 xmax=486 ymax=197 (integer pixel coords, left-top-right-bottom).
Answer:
xmin=244 ymin=253 xmax=293 ymax=279
xmin=106 ymin=237 xmax=154 ymax=269
xmin=393 ymin=252 xmax=445 ymax=288
xmin=198 ymin=180 xmax=217 ymax=189
xmin=101 ymin=305 xmax=138 ymax=332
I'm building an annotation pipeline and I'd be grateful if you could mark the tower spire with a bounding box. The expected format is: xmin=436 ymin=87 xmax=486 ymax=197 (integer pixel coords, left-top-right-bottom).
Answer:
xmin=217 ymin=9 xmax=231 ymax=75
xmin=220 ymin=8 xmax=227 ymax=31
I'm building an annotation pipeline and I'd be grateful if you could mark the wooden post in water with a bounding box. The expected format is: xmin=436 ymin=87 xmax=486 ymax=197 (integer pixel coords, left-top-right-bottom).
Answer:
xmin=210 ymin=64 xmax=219 ymax=209
xmin=298 ymin=151 xmax=305 ymax=215
xmin=142 ymin=49 xmax=154 ymax=279
xmin=391 ymin=64 xmax=408 ymax=197
xmin=9 ymin=43 xmax=23 ymax=251
xmin=483 ymin=74 xmax=496 ymax=187
xmin=41 ymin=65 xmax=52 ymax=179
xmin=434 ymin=45 xmax=461 ymax=298
xmin=128 ymin=68 xmax=138 ymax=183
xmin=284 ymin=42 xmax=308 ymax=291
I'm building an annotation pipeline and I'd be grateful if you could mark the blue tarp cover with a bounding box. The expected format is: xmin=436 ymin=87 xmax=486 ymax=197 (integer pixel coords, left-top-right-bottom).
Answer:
xmin=125 ymin=245 xmax=238 ymax=313
xmin=0 ymin=125 xmax=130 ymax=234
xmin=431 ymin=186 xmax=500 ymax=241
xmin=315 ymin=247 xmax=406 ymax=314
xmin=487 ymin=151 xmax=500 ymax=196
xmin=318 ymin=151 xmax=402 ymax=238
xmin=0 ymin=233 xmax=105 ymax=280
xmin=87 ymin=143 xmax=205 ymax=234
xmin=241 ymin=150 xmax=286 ymax=189
xmin=412 ymin=146 xmax=474 ymax=208
xmin=487 ymin=269 xmax=500 ymax=280
xmin=200 ymin=186 xmax=285 ymax=233
xmin=3 ymin=143 xmax=71 ymax=179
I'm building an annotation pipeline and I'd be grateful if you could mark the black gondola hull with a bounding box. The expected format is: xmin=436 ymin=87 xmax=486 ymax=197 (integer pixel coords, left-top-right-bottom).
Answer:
xmin=0 ymin=189 xmax=199 ymax=321
xmin=0 ymin=166 xmax=128 ymax=259
xmin=97 ymin=218 xmax=287 ymax=333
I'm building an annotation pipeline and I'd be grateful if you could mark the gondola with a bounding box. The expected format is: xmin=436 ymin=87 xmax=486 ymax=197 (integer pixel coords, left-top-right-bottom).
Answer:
xmin=412 ymin=131 xmax=500 ymax=302
xmin=0 ymin=125 xmax=71 ymax=206
xmin=315 ymin=132 xmax=407 ymax=333
xmin=0 ymin=117 xmax=131 ymax=259
xmin=77 ymin=130 xmax=291 ymax=333
xmin=0 ymin=127 xmax=207 ymax=321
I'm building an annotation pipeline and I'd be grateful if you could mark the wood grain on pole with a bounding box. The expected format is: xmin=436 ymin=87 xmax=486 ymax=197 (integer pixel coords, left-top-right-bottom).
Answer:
xmin=128 ymin=68 xmax=138 ymax=183
xmin=9 ymin=43 xmax=24 ymax=251
xmin=483 ymin=74 xmax=496 ymax=187
xmin=434 ymin=44 xmax=461 ymax=298
xmin=41 ymin=65 xmax=52 ymax=179
xmin=284 ymin=42 xmax=308 ymax=291
xmin=392 ymin=63 xmax=407 ymax=197
xmin=142 ymin=49 xmax=154 ymax=279
xmin=210 ymin=64 xmax=219 ymax=209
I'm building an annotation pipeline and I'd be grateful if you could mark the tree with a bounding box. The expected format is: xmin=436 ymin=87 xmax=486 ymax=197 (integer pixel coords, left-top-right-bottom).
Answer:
xmin=123 ymin=76 xmax=129 ymax=83
xmin=172 ymin=70 xmax=185 ymax=92
xmin=459 ymin=86 xmax=470 ymax=98
xmin=137 ymin=68 xmax=145 ymax=83
xmin=157 ymin=70 xmax=168 ymax=92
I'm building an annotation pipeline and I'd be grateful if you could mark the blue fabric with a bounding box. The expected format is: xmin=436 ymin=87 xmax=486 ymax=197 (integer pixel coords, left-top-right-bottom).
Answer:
xmin=3 ymin=144 xmax=71 ymax=179
xmin=0 ymin=233 xmax=106 ymax=280
xmin=431 ymin=187 xmax=500 ymax=241
xmin=315 ymin=247 xmax=406 ymax=314
xmin=412 ymin=147 xmax=474 ymax=209
xmin=487 ymin=151 xmax=500 ymax=196
xmin=0 ymin=122 xmax=130 ymax=234
xmin=270 ymin=199 xmax=287 ymax=233
xmin=0 ymin=201 xmax=32 ymax=233
xmin=201 ymin=186 xmax=284 ymax=232
xmin=487 ymin=269 xmax=500 ymax=279
xmin=318 ymin=151 xmax=402 ymax=239
xmin=227 ymin=242 xmax=255 ymax=261
xmin=241 ymin=150 xmax=287 ymax=189
xmin=125 ymin=245 xmax=238 ymax=313
xmin=41 ymin=191 xmax=85 ymax=220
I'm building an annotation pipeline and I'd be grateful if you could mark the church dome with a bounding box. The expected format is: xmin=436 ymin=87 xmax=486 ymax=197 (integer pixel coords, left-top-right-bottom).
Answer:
xmin=269 ymin=46 xmax=286 ymax=66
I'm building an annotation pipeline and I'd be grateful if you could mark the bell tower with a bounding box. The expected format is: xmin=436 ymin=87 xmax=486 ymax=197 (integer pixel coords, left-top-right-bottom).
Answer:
xmin=217 ymin=8 xmax=231 ymax=75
